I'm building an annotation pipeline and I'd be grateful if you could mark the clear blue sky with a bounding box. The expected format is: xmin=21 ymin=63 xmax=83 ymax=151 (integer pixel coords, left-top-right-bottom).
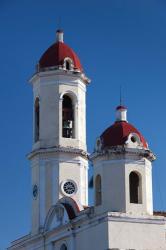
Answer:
xmin=0 ymin=0 xmax=166 ymax=249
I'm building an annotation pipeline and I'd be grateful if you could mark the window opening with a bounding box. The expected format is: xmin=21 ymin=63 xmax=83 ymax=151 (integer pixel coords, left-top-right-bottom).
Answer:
xmin=35 ymin=98 xmax=40 ymax=142
xmin=60 ymin=244 xmax=67 ymax=250
xmin=62 ymin=95 xmax=74 ymax=138
xmin=95 ymin=175 xmax=102 ymax=206
xmin=129 ymin=172 xmax=142 ymax=204
xmin=66 ymin=60 xmax=70 ymax=70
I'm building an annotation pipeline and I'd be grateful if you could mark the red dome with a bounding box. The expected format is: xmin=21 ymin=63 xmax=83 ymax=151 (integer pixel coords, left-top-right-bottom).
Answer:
xmin=101 ymin=121 xmax=148 ymax=148
xmin=39 ymin=41 xmax=82 ymax=71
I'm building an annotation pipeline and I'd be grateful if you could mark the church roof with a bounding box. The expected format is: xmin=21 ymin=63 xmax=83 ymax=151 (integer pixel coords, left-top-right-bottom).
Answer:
xmin=101 ymin=121 xmax=147 ymax=148
xmin=39 ymin=30 xmax=82 ymax=71
xmin=100 ymin=106 xmax=148 ymax=149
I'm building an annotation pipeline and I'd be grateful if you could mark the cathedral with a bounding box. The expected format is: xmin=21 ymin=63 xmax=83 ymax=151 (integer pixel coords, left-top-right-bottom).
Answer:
xmin=9 ymin=30 xmax=166 ymax=250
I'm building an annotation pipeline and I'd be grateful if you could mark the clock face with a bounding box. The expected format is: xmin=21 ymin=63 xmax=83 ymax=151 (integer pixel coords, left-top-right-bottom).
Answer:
xmin=33 ymin=184 xmax=38 ymax=198
xmin=62 ymin=180 xmax=76 ymax=195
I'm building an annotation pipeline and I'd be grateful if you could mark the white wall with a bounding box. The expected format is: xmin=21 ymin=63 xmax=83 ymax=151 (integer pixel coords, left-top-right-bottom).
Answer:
xmin=108 ymin=218 xmax=166 ymax=250
xmin=93 ymin=154 xmax=153 ymax=216
xmin=9 ymin=211 xmax=166 ymax=250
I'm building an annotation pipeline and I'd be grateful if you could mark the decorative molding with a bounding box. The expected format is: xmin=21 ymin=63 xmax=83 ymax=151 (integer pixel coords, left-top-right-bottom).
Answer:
xmin=94 ymin=158 xmax=146 ymax=166
xmin=59 ymin=91 xmax=78 ymax=104
xmin=29 ymin=69 xmax=90 ymax=87
xmin=107 ymin=212 xmax=166 ymax=225
xmin=90 ymin=146 xmax=155 ymax=162
xmin=28 ymin=146 xmax=89 ymax=160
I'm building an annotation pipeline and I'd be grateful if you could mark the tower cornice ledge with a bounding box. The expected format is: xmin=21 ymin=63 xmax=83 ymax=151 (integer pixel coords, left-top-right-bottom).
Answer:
xmin=29 ymin=69 xmax=91 ymax=85
xmin=27 ymin=146 xmax=89 ymax=160
xmin=90 ymin=146 xmax=156 ymax=162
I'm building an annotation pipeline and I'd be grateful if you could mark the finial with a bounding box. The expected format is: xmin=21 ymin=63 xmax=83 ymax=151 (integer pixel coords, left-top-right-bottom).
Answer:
xmin=58 ymin=16 xmax=61 ymax=30
xmin=120 ymin=85 xmax=124 ymax=106
xmin=120 ymin=85 xmax=122 ymax=106
xmin=116 ymin=105 xmax=127 ymax=122
xmin=56 ymin=17 xmax=64 ymax=42
xmin=56 ymin=29 xmax=64 ymax=43
xmin=116 ymin=86 xmax=127 ymax=121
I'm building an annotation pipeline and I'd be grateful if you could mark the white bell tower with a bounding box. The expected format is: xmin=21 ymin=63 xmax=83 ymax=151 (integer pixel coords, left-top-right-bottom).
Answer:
xmin=91 ymin=106 xmax=156 ymax=216
xmin=28 ymin=30 xmax=90 ymax=235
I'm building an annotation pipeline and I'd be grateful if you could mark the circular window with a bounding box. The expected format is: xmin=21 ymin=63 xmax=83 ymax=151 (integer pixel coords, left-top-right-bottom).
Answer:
xmin=131 ymin=136 xmax=137 ymax=143
xmin=61 ymin=180 xmax=77 ymax=196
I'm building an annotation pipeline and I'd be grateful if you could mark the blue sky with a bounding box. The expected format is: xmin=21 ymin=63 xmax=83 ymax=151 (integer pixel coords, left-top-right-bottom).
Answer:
xmin=0 ymin=0 xmax=166 ymax=249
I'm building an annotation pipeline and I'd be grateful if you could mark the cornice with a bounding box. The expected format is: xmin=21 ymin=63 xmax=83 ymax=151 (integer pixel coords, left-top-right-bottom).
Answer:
xmin=29 ymin=68 xmax=90 ymax=86
xmin=90 ymin=146 xmax=156 ymax=162
xmin=107 ymin=212 xmax=166 ymax=225
xmin=27 ymin=146 xmax=89 ymax=160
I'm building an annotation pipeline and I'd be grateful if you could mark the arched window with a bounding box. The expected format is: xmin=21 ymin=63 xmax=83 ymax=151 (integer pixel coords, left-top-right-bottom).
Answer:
xmin=62 ymin=95 xmax=74 ymax=138
xmin=34 ymin=97 xmax=40 ymax=142
xmin=60 ymin=244 xmax=67 ymax=250
xmin=129 ymin=171 xmax=142 ymax=204
xmin=64 ymin=58 xmax=72 ymax=70
xmin=65 ymin=60 xmax=70 ymax=70
xmin=95 ymin=175 xmax=102 ymax=206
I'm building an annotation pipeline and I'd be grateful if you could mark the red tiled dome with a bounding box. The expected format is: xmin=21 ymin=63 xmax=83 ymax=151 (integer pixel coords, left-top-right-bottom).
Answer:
xmin=39 ymin=41 xmax=82 ymax=71
xmin=101 ymin=121 xmax=148 ymax=149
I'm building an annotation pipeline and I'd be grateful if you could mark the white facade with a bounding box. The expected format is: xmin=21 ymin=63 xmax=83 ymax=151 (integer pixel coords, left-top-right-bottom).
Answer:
xmin=9 ymin=207 xmax=166 ymax=250
xmin=8 ymin=31 xmax=166 ymax=250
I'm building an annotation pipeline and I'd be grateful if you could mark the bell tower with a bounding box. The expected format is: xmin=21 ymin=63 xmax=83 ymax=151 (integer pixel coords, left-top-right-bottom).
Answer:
xmin=28 ymin=30 xmax=90 ymax=235
xmin=91 ymin=106 xmax=155 ymax=216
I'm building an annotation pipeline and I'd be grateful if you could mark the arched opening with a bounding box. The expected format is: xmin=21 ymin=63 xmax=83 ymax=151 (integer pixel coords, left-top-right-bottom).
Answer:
xmin=65 ymin=60 xmax=70 ymax=70
xmin=60 ymin=244 xmax=67 ymax=250
xmin=62 ymin=95 xmax=74 ymax=138
xmin=64 ymin=58 xmax=72 ymax=70
xmin=34 ymin=97 xmax=40 ymax=142
xmin=95 ymin=175 xmax=102 ymax=206
xmin=129 ymin=171 xmax=142 ymax=204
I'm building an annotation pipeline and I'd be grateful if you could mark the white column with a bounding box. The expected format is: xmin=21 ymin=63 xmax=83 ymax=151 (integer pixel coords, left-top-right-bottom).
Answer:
xmin=74 ymin=101 xmax=79 ymax=139
xmin=39 ymin=160 xmax=46 ymax=227
xmin=59 ymin=97 xmax=63 ymax=139
xmin=52 ymin=160 xmax=59 ymax=205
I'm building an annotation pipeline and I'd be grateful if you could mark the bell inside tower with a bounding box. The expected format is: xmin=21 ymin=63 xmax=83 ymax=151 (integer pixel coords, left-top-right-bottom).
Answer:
xmin=62 ymin=95 xmax=74 ymax=138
